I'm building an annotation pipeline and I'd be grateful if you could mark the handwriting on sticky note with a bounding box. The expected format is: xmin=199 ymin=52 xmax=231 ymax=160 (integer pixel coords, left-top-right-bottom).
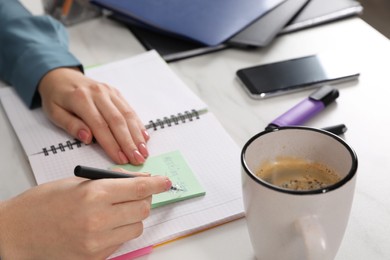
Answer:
xmin=112 ymin=150 xmax=205 ymax=208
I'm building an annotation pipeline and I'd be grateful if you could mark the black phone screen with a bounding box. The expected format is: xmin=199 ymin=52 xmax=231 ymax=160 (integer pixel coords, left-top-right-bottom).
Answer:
xmin=236 ymin=54 xmax=359 ymax=99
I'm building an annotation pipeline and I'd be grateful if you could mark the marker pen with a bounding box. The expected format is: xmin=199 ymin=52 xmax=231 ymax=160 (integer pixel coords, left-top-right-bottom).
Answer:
xmin=266 ymin=85 xmax=339 ymax=130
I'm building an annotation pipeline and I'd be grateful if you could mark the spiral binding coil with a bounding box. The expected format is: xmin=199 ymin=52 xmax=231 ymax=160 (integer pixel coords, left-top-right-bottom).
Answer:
xmin=40 ymin=109 xmax=207 ymax=156
xmin=41 ymin=139 xmax=84 ymax=156
xmin=145 ymin=109 xmax=205 ymax=131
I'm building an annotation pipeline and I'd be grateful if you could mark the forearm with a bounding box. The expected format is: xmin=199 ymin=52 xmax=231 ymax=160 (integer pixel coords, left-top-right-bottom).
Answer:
xmin=0 ymin=0 xmax=82 ymax=108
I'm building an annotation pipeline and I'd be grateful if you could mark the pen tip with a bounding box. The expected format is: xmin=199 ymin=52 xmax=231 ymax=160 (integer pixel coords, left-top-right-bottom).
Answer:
xmin=170 ymin=184 xmax=184 ymax=192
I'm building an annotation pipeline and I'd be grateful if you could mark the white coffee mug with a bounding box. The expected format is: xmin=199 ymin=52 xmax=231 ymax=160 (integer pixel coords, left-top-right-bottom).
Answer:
xmin=241 ymin=127 xmax=358 ymax=260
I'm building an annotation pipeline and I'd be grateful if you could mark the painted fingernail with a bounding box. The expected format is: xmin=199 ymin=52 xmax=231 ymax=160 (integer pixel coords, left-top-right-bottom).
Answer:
xmin=118 ymin=151 xmax=129 ymax=164
xmin=138 ymin=143 xmax=149 ymax=158
xmin=78 ymin=129 xmax=90 ymax=143
xmin=142 ymin=130 xmax=150 ymax=141
xmin=133 ymin=150 xmax=145 ymax=164
xmin=165 ymin=178 xmax=172 ymax=191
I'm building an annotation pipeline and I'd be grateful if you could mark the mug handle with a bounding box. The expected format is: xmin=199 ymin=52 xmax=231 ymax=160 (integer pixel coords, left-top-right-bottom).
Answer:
xmin=295 ymin=215 xmax=327 ymax=259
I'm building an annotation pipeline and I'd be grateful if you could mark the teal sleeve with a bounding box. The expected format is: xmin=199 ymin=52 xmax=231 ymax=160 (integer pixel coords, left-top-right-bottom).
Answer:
xmin=0 ymin=0 xmax=83 ymax=108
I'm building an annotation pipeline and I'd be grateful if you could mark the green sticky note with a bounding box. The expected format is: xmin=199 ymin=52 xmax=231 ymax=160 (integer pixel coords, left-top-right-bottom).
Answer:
xmin=112 ymin=150 xmax=205 ymax=208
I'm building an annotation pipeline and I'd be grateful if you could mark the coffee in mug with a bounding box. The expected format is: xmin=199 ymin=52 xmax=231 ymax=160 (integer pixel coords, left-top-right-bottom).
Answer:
xmin=255 ymin=157 xmax=341 ymax=191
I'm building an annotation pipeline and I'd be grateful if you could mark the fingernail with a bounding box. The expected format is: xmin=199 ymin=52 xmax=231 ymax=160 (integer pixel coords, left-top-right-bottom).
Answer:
xmin=118 ymin=151 xmax=129 ymax=164
xmin=78 ymin=129 xmax=90 ymax=143
xmin=138 ymin=143 xmax=149 ymax=158
xmin=165 ymin=178 xmax=172 ymax=191
xmin=133 ymin=150 xmax=145 ymax=164
xmin=142 ymin=130 xmax=150 ymax=141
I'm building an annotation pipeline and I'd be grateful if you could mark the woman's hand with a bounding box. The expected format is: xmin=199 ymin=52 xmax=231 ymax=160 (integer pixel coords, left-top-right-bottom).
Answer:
xmin=0 ymin=175 xmax=171 ymax=259
xmin=38 ymin=67 xmax=149 ymax=165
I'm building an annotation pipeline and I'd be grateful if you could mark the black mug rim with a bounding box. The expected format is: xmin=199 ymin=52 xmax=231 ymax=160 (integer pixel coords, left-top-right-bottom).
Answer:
xmin=241 ymin=126 xmax=358 ymax=195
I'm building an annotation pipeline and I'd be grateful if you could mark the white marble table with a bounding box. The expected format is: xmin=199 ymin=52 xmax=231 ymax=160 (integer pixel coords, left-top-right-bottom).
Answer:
xmin=2 ymin=3 xmax=390 ymax=259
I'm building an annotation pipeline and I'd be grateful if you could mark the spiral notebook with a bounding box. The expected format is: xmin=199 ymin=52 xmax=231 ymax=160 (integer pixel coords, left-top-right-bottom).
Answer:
xmin=0 ymin=51 xmax=243 ymax=259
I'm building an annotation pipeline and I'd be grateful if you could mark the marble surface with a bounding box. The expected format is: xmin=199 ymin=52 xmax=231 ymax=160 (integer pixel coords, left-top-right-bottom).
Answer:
xmin=2 ymin=4 xmax=390 ymax=259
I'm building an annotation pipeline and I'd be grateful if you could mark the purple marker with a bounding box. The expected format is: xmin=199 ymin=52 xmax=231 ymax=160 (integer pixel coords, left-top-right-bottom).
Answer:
xmin=266 ymin=86 xmax=339 ymax=130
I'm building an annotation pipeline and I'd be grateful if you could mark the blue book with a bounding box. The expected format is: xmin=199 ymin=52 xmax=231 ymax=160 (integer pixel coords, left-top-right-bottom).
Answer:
xmin=90 ymin=0 xmax=285 ymax=46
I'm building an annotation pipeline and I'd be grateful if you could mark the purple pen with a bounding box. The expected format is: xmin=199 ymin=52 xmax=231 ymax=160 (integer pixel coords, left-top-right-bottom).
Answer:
xmin=266 ymin=86 xmax=339 ymax=130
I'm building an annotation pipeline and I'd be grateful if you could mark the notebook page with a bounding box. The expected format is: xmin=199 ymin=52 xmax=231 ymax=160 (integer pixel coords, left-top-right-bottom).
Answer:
xmin=27 ymin=112 xmax=244 ymax=257
xmin=0 ymin=88 xmax=74 ymax=156
xmin=85 ymin=50 xmax=207 ymax=122
xmin=0 ymin=51 xmax=207 ymax=156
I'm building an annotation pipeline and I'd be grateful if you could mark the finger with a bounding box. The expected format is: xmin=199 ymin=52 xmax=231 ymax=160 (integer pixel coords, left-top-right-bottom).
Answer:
xmin=90 ymin=245 xmax=122 ymax=260
xmin=76 ymin=196 xmax=152 ymax=233
xmin=75 ymin=229 xmax=137 ymax=259
xmin=142 ymin=128 xmax=150 ymax=142
xmin=114 ymin=89 xmax=150 ymax=143
xmin=98 ymin=175 xmax=171 ymax=204
xmin=68 ymin=96 xmax=128 ymax=165
xmin=93 ymin=93 xmax=144 ymax=165
xmin=111 ymin=167 xmax=151 ymax=177
xmin=105 ymin=197 xmax=153 ymax=229
xmin=116 ymin=90 xmax=149 ymax=137
xmin=43 ymin=104 xmax=93 ymax=144
xmin=110 ymin=94 xmax=149 ymax=159
xmin=98 ymin=222 xmax=144 ymax=251
xmin=60 ymin=83 xmax=146 ymax=165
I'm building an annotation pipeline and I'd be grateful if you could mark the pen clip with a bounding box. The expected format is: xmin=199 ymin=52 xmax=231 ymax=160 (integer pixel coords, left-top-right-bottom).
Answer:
xmin=309 ymin=86 xmax=339 ymax=106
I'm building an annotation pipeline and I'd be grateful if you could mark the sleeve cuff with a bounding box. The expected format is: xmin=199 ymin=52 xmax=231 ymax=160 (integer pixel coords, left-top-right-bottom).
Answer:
xmin=11 ymin=44 xmax=82 ymax=108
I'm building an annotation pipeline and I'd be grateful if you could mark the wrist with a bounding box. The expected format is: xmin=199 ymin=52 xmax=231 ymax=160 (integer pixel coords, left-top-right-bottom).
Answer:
xmin=38 ymin=66 xmax=83 ymax=96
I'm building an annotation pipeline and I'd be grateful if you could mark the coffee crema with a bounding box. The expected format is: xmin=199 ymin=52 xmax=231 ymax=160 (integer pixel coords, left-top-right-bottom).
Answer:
xmin=255 ymin=157 xmax=341 ymax=191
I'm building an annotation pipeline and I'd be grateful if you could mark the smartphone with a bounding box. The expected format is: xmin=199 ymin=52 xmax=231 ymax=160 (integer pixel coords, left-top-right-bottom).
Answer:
xmin=236 ymin=53 xmax=360 ymax=99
